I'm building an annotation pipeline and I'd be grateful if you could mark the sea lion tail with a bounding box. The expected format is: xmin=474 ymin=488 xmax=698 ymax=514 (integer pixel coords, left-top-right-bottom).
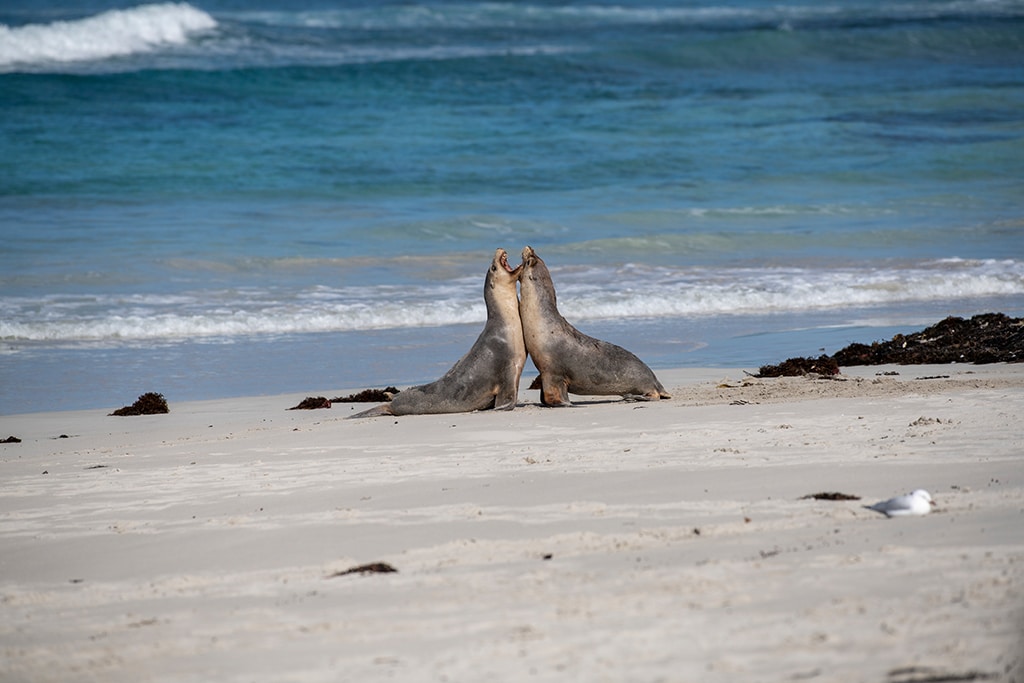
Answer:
xmin=347 ymin=404 xmax=395 ymax=419
xmin=623 ymin=387 xmax=672 ymax=401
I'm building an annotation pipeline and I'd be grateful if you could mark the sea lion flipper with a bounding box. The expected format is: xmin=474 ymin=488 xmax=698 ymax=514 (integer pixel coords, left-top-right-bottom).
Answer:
xmin=493 ymin=381 xmax=518 ymax=411
xmin=540 ymin=376 xmax=572 ymax=407
xmin=491 ymin=352 xmax=524 ymax=411
xmin=348 ymin=404 xmax=395 ymax=419
xmin=621 ymin=390 xmax=668 ymax=402
xmin=623 ymin=388 xmax=672 ymax=401
xmin=493 ymin=397 xmax=517 ymax=411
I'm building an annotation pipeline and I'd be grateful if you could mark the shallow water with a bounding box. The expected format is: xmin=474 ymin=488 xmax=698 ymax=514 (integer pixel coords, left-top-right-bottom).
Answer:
xmin=2 ymin=0 xmax=1022 ymax=413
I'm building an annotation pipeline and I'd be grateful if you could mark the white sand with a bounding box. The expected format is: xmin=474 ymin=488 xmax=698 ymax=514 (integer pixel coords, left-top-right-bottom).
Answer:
xmin=2 ymin=364 xmax=1023 ymax=682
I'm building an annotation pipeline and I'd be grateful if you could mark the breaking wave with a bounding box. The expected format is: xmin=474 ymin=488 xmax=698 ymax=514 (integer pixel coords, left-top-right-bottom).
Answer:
xmin=3 ymin=259 xmax=1021 ymax=344
xmin=0 ymin=3 xmax=216 ymax=69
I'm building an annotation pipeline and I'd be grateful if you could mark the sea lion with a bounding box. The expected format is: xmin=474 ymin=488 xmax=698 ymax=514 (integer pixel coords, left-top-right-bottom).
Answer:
xmin=350 ymin=248 xmax=526 ymax=417
xmin=519 ymin=245 xmax=670 ymax=406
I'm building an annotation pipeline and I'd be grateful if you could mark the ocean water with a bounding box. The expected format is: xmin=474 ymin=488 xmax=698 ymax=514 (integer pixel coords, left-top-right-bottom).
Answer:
xmin=1 ymin=0 xmax=1022 ymax=414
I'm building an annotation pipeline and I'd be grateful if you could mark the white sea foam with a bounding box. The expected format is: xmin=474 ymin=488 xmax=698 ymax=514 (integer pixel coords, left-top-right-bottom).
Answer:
xmin=8 ymin=0 xmax=1016 ymax=73
xmin=232 ymin=1 xmax=1024 ymax=31
xmin=2 ymin=260 xmax=1021 ymax=344
xmin=288 ymin=43 xmax=578 ymax=67
xmin=0 ymin=3 xmax=216 ymax=69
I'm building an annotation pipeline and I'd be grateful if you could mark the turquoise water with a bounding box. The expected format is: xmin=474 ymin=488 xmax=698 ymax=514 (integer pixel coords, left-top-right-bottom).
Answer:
xmin=1 ymin=1 xmax=1023 ymax=413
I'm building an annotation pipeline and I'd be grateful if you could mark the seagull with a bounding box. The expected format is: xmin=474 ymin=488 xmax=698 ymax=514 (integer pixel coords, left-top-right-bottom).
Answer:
xmin=866 ymin=489 xmax=935 ymax=517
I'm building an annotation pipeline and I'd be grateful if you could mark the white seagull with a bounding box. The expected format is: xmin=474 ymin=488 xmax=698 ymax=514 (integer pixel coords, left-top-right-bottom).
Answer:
xmin=867 ymin=489 xmax=935 ymax=517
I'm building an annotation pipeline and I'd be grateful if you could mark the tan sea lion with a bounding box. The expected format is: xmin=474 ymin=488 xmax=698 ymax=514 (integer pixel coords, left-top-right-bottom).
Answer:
xmin=519 ymin=245 xmax=671 ymax=406
xmin=350 ymin=248 xmax=526 ymax=417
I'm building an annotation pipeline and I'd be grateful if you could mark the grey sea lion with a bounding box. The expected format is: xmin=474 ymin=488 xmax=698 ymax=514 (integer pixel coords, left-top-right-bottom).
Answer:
xmin=519 ymin=245 xmax=670 ymax=406
xmin=350 ymin=248 xmax=526 ymax=418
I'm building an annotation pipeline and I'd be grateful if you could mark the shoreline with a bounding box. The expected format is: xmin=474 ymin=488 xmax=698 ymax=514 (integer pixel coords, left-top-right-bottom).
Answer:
xmin=4 ymin=361 xmax=1020 ymax=420
xmin=2 ymin=364 xmax=1022 ymax=681
xmin=5 ymin=302 xmax=1023 ymax=416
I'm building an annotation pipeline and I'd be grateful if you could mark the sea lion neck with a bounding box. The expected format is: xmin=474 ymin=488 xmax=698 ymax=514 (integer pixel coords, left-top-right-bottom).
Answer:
xmin=519 ymin=245 xmax=557 ymax=311
xmin=485 ymin=248 xmax=522 ymax=320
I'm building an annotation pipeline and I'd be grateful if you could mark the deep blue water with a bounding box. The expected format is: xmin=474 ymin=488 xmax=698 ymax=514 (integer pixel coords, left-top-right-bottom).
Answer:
xmin=1 ymin=0 xmax=1023 ymax=414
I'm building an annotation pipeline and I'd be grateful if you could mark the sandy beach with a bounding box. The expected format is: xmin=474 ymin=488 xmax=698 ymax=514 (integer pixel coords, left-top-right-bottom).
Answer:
xmin=2 ymin=363 xmax=1022 ymax=683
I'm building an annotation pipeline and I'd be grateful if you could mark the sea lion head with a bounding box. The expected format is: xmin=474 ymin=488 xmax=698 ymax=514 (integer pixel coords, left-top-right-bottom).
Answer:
xmin=483 ymin=248 xmax=524 ymax=329
xmin=521 ymin=245 xmax=545 ymax=278
xmin=519 ymin=245 xmax=556 ymax=307
xmin=490 ymin=247 xmax=522 ymax=281
xmin=521 ymin=245 xmax=538 ymax=267
xmin=486 ymin=248 xmax=523 ymax=301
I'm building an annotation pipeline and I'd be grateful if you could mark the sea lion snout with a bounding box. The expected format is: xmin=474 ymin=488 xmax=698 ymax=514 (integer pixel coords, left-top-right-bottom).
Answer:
xmin=495 ymin=248 xmax=524 ymax=278
xmin=494 ymin=248 xmax=523 ymax=277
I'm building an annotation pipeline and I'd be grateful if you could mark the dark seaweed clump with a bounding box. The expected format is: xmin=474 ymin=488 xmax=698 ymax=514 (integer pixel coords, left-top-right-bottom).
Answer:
xmin=109 ymin=392 xmax=169 ymax=416
xmin=758 ymin=313 xmax=1023 ymax=377
xmin=800 ymin=492 xmax=861 ymax=501
xmin=289 ymin=387 xmax=402 ymax=409
xmin=832 ymin=313 xmax=1022 ymax=366
xmin=330 ymin=387 xmax=400 ymax=403
xmin=326 ymin=562 xmax=398 ymax=577
xmin=757 ymin=355 xmax=840 ymax=378
xmin=288 ymin=396 xmax=332 ymax=410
